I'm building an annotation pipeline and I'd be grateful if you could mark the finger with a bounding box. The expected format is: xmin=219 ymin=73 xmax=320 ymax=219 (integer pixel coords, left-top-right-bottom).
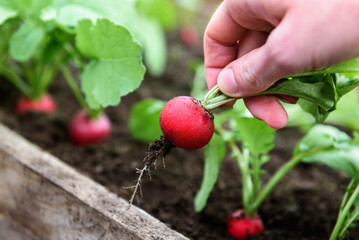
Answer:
xmin=237 ymin=31 xmax=268 ymax=58
xmin=204 ymin=0 xmax=279 ymax=89
xmin=244 ymin=95 xmax=288 ymax=129
xmin=205 ymin=0 xmax=290 ymax=92
xmin=206 ymin=30 xmax=269 ymax=90
xmin=204 ymin=2 xmax=245 ymax=89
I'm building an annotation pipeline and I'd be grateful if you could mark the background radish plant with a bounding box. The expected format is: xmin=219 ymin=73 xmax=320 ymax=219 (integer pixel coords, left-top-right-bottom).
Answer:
xmin=0 ymin=2 xmax=63 ymax=114
xmin=0 ymin=0 xmax=177 ymax=145
xmin=295 ymin=125 xmax=359 ymax=240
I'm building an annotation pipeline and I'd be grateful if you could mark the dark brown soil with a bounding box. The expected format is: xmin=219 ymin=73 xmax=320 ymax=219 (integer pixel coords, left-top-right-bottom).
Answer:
xmin=1 ymin=5 xmax=358 ymax=239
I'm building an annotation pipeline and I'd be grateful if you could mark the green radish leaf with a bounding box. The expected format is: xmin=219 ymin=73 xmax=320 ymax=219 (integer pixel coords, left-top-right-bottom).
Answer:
xmin=50 ymin=0 xmax=140 ymax=30
xmin=174 ymin=0 xmax=202 ymax=11
xmin=289 ymin=58 xmax=359 ymax=77
xmin=137 ymin=18 xmax=166 ymax=76
xmin=294 ymin=125 xmax=359 ymax=177
xmin=191 ymin=63 xmax=206 ymax=100
xmin=326 ymin=58 xmax=359 ymax=73
xmin=136 ymin=0 xmax=178 ymax=31
xmin=9 ymin=21 xmax=45 ymax=61
xmin=232 ymin=117 xmax=275 ymax=156
xmin=1 ymin=0 xmax=52 ymax=19
xmin=262 ymin=59 xmax=359 ymax=123
xmin=194 ymin=133 xmax=226 ymax=212
xmin=294 ymin=125 xmax=351 ymax=154
xmin=326 ymin=89 xmax=359 ymax=131
xmin=76 ymin=19 xmax=145 ymax=110
xmin=353 ymin=132 xmax=359 ymax=145
xmin=298 ymin=98 xmax=327 ymax=123
xmin=129 ymin=98 xmax=165 ymax=143
xmin=0 ymin=1 xmax=17 ymax=25
xmin=263 ymin=75 xmax=336 ymax=111
xmin=50 ymin=0 xmax=167 ymax=76
xmin=335 ymin=74 xmax=359 ymax=98
xmin=301 ymin=148 xmax=359 ymax=177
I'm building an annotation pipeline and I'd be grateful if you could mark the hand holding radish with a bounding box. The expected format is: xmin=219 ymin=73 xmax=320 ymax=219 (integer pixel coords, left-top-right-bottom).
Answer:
xmin=204 ymin=0 xmax=359 ymax=129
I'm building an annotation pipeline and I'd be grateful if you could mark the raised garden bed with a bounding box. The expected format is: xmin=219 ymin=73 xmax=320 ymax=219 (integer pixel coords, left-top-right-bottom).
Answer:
xmin=0 ymin=123 xmax=188 ymax=240
xmin=1 ymin=64 xmax=359 ymax=239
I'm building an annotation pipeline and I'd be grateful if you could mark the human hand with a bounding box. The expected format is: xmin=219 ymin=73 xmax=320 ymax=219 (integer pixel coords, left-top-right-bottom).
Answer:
xmin=204 ymin=0 xmax=359 ymax=128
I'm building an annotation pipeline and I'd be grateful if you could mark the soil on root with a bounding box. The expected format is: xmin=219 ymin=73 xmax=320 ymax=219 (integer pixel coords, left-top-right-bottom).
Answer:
xmin=127 ymin=136 xmax=173 ymax=206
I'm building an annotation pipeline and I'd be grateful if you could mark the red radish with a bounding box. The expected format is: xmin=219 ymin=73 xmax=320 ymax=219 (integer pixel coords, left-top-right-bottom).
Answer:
xmin=160 ymin=96 xmax=214 ymax=150
xmin=69 ymin=110 xmax=111 ymax=146
xmin=180 ymin=25 xmax=199 ymax=48
xmin=15 ymin=93 xmax=56 ymax=115
xmin=227 ymin=209 xmax=264 ymax=239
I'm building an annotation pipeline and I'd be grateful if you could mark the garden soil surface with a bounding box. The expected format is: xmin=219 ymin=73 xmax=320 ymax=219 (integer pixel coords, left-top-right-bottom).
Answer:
xmin=1 ymin=6 xmax=359 ymax=240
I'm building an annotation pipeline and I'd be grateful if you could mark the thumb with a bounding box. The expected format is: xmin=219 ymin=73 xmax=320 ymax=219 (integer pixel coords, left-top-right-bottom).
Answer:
xmin=217 ymin=45 xmax=295 ymax=97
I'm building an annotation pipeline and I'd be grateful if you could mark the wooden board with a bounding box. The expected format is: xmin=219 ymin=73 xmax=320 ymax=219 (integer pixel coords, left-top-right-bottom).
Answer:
xmin=0 ymin=124 xmax=188 ymax=240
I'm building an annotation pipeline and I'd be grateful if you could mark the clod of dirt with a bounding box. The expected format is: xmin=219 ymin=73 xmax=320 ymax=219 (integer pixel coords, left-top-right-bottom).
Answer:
xmin=143 ymin=136 xmax=174 ymax=166
xmin=127 ymin=136 xmax=174 ymax=207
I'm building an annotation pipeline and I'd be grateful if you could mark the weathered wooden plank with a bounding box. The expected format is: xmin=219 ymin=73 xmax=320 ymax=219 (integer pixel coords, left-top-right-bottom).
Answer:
xmin=0 ymin=124 xmax=188 ymax=240
xmin=0 ymin=214 xmax=37 ymax=240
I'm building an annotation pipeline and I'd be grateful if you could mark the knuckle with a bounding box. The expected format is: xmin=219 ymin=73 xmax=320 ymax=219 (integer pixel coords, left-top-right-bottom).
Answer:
xmin=236 ymin=57 xmax=263 ymax=92
xmin=265 ymin=39 xmax=297 ymax=73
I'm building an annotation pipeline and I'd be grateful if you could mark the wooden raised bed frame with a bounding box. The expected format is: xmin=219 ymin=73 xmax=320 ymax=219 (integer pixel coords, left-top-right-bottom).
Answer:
xmin=0 ymin=123 xmax=188 ymax=240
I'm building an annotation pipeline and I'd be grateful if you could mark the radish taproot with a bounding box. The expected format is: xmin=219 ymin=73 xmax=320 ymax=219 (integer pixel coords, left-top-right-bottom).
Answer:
xmin=160 ymin=96 xmax=214 ymax=150
xmin=68 ymin=110 xmax=111 ymax=146
xmin=227 ymin=209 xmax=264 ymax=239
xmin=15 ymin=93 xmax=56 ymax=115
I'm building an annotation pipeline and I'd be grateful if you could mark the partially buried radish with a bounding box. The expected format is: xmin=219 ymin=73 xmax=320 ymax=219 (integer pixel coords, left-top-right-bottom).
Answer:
xmin=68 ymin=110 xmax=111 ymax=146
xmin=15 ymin=93 xmax=56 ymax=115
xmin=227 ymin=209 xmax=264 ymax=239
xmin=160 ymin=96 xmax=214 ymax=150
xmin=180 ymin=25 xmax=199 ymax=48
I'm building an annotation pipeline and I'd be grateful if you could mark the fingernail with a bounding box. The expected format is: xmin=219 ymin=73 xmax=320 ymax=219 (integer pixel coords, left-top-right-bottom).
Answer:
xmin=217 ymin=69 xmax=239 ymax=94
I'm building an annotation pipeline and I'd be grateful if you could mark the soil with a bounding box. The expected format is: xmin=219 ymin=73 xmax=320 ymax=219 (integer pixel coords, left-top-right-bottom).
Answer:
xmin=1 ymin=4 xmax=359 ymax=240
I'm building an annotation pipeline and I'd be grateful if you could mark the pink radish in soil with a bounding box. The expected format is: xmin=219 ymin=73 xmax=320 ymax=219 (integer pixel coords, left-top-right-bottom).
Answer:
xmin=227 ymin=209 xmax=264 ymax=239
xmin=160 ymin=96 xmax=214 ymax=150
xmin=180 ymin=25 xmax=199 ymax=48
xmin=68 ymin=110 xmax=111 ymax=146
xmin=15 ymin=93 xmax=56 ymax=115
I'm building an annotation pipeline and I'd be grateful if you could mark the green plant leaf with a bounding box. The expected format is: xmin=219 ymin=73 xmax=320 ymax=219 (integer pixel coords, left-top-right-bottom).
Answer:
xmin=128 ymin=98 xmax=165 ymax=143
xmin=50 ymin=0 xmax=167 ymax=76
xmin=290 ymin=58 xmax=359 ymax=77
xmin=137 ymin=18 xmax=166 ymax=76
xmin=136 ymin=0 xmax=178 ymax=31
xmin=0 ymin=1 xmax=17 ymax=25
xmin=191 ymin=63 xmax=207 ymax=100
xmin=336 ymin=74 xmax=359 ymax=98
xmin=261 ymin=59 xmax=359 ymax=123
xmin=49 ymin=0 xmax=139 ymax=33
xmin=232 ymin=117 xmax=275 ymax=156
xmin=49 ymin=0 xmax=122 ymax=27
xmin=294 ymin=124 xmax=359 ymax=177
xmin=194 ymin=133 xmax=226 ymax=212
xmin=263 ymin=75 xmax=336 ymax=111
xmin=9 ymin=20 xmax=45 ymax=61
xmin=326 ymin=89 xmax=359 ymax=131
xmin=76 ymin=19 xmax=145 ymax=109
xmin=302 ymin=148 xmax=359 ymax=177
xmin=294 ymin=124 xmax=351 ymax=154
